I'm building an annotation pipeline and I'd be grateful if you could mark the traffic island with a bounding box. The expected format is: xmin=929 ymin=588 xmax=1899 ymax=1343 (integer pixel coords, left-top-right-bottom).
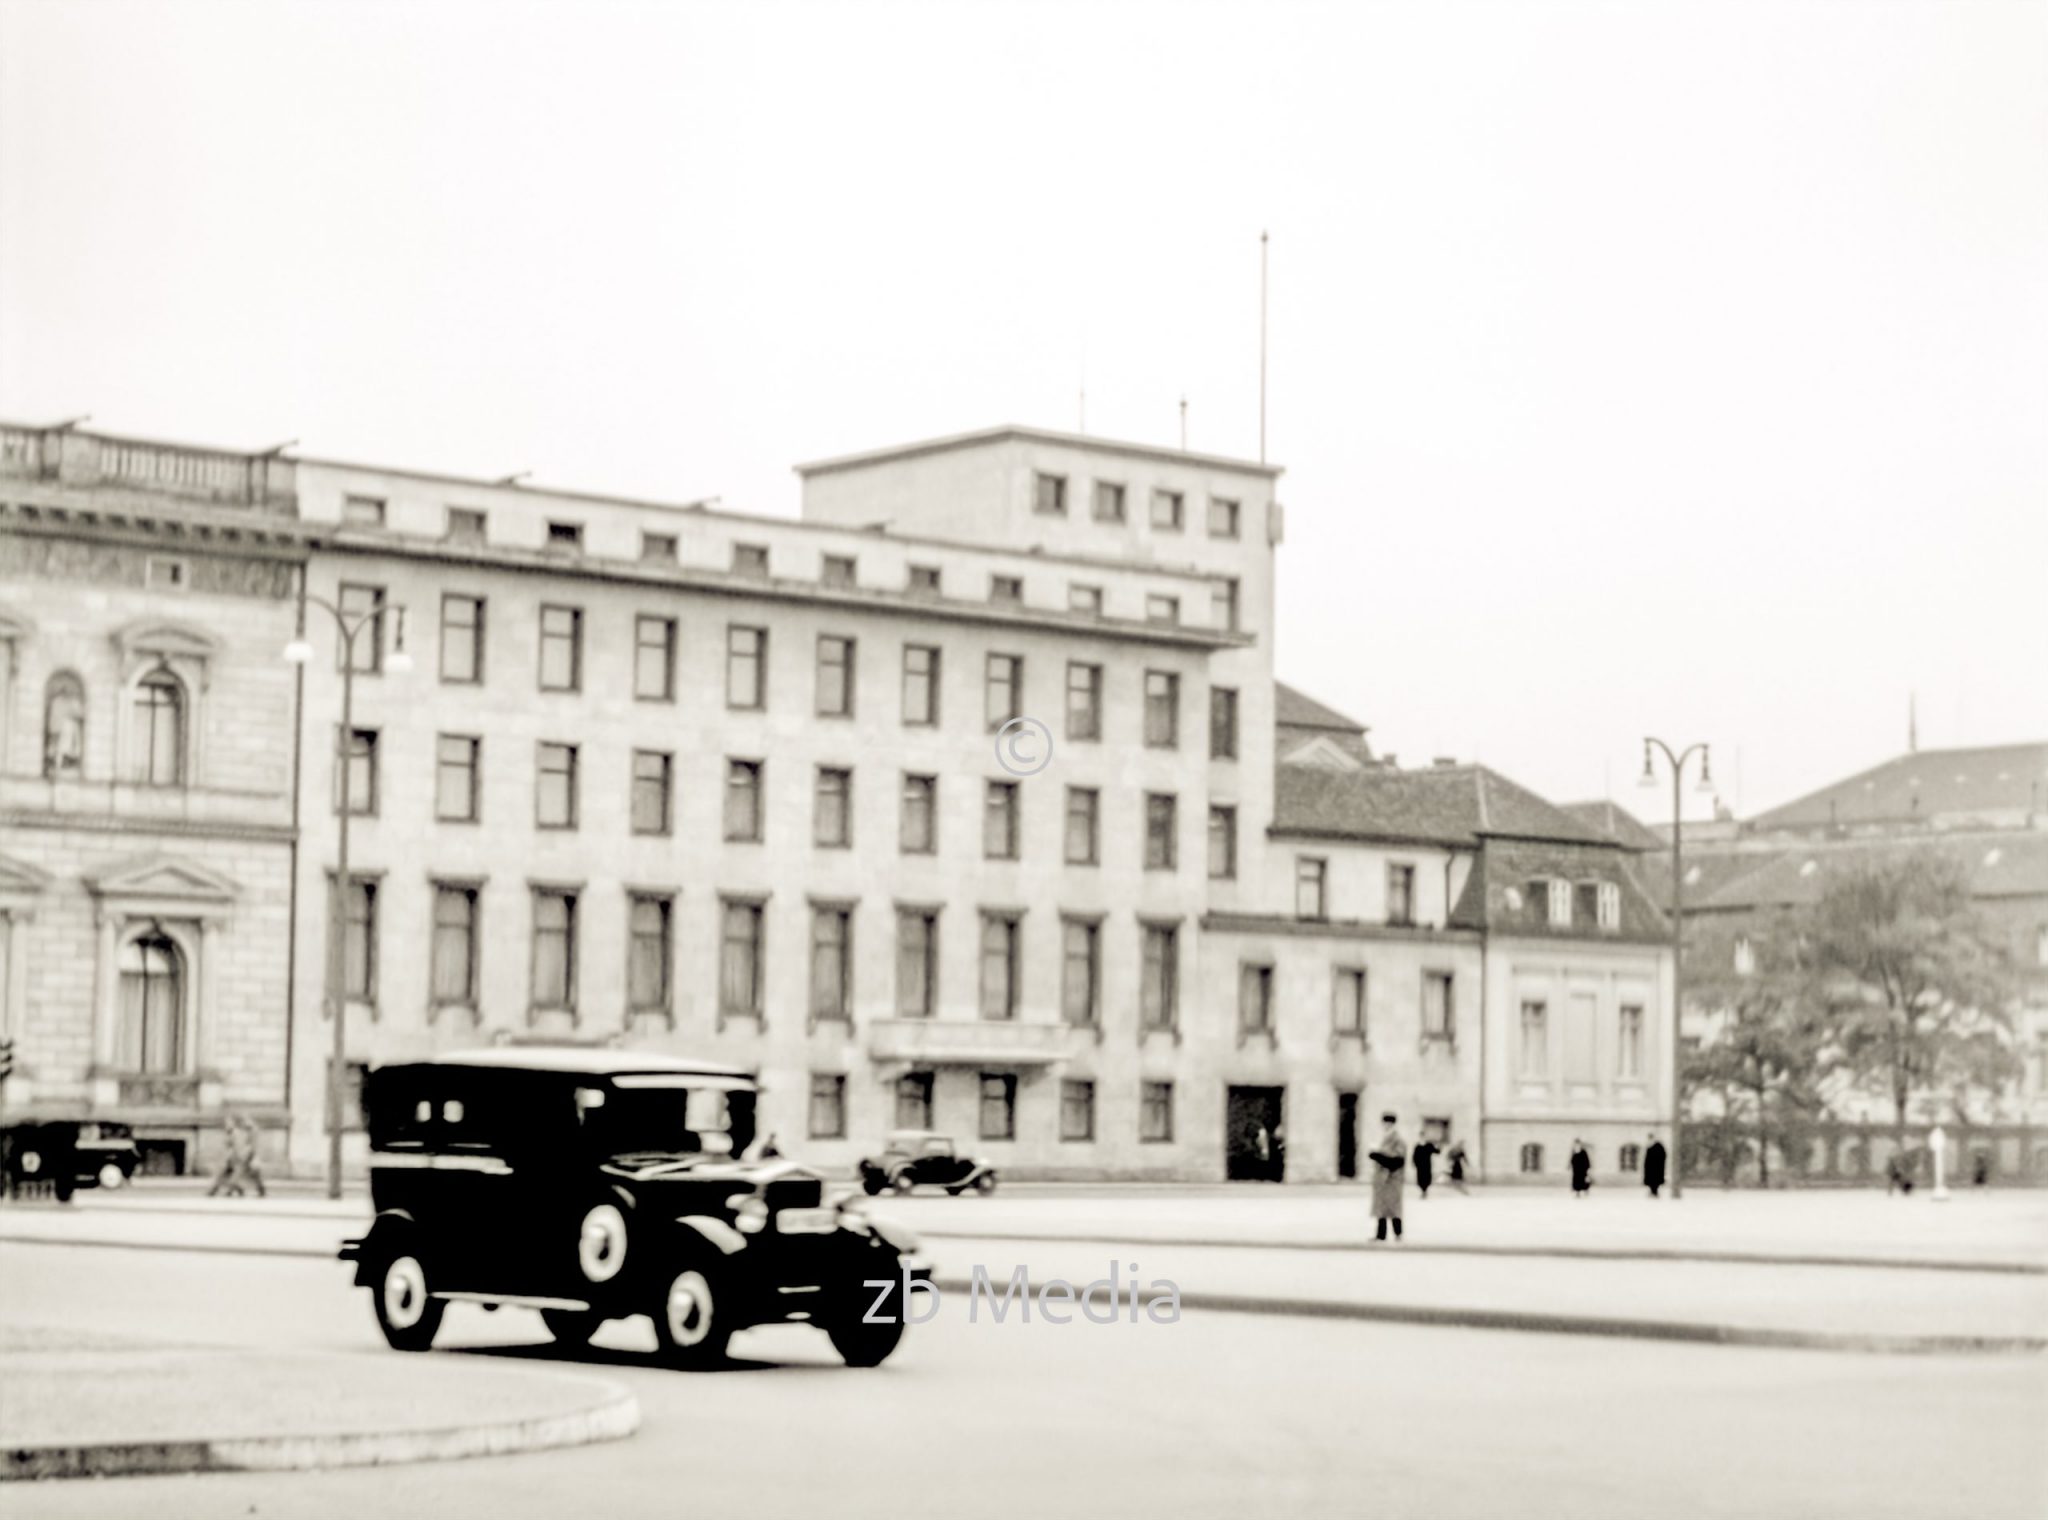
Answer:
xmin=0 ymin=1329 xmax=640 ymax=1481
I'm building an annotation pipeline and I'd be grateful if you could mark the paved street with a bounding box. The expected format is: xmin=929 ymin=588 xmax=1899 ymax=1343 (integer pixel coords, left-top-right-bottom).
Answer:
xmin=4 ymin=1191 xmax=2046 ymax=1517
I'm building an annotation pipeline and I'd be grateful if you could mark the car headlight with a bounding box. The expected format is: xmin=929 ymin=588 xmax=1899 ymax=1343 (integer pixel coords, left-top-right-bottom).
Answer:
xmin=727 ymin=1193 xmax=769 ymax=1234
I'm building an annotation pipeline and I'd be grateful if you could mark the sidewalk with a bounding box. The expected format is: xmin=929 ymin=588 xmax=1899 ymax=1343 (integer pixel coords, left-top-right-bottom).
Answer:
xmin=0 ymin=1324 xmax=638 ymax=1481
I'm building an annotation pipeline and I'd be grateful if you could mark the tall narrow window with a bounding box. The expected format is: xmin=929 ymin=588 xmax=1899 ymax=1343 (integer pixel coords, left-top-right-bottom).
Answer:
xmin=634 ymin=615 xmax=676 ymax=702
xmin=1061 ymin=917 xmax=1100 ymax=1028
xmin=628 ymin=895 xmax=672 ymax=1015
xmin=979 ymin=913 xmax=1020 ymax=1020
xmin=903 ymin=645 xmax=940 ymax=726
xmin=808 ymin=1074 xmax=847 ymax=1139
xmin=1209 ymin=686 xmax=1239 ymax=759
xmin=817 ymin=635 xmax=855 ymax=717
xmin=1333 ymin=968 xmax=1366 ymax=1038
xmin=334 ymin=727 xmax=376 ymax=815
xmin=895 ymin=1072 xmax=934 ymax=1129
xmin=42 ymin=672 xmax=86 ymax=778
xmin=537 ymin=604 xmax=582 ymax=692
xmin=430 ymin=885 xmax=479 ymax=1007
xmin=979 ymin=1073 xmax=1017 ymax=1140
xmin=1213 ymin=578 xmax=1241 ymax=632
xmin=1141 ymin=1081 xmax=1174 ymax=1142
xmin=1387 ymin=864 xmax=1417 ymax=927
xmin=338 ymin=584 xmax=385 ymax=673
xmin=724 ymin=759 xmax=764 ymax=842
xmin=1519 ymin=1000 xmax=1548 ymax=1078
xmin=132 ymin=672 xmax=186 ymax=786
xmin=1423 ymin=972 xmax=1455 ymax=1044
xmin=815 ymin=766 xmax=852 ymax=847
xmin=1618 ymin=1004 xmax=1645 ymax=1080
xmin=983 ymin=781 xmax=1019 ymax=860
xmin=439 ymin=594 xmax=484 ymax=684
xmin=1239 ymin=963 xmax=1274 ymax=1037
xmin=1144 ymin=793 xmax=1177 ymax=870
xmin=532 ymin=889 xmax=577 ymax=1012
xmin=1061 ymin=1079 xmax=1096 ymax=1142
xmin=1296 ymin=857 xmax=1328 ymax=920
xmin=117 ymin=933 xmax=183 ymax=1074
xmin=985 ymin=654 xmax=1022 ymax=730
xmin=332 ymin=877 xmax=377 ymax=1002
xmin=1141 ymin=923 xmax=1178 ymax=1031
xmin=1598 ymin=883 xmax=1622 ymax=931
xmin=1547 ymin=878 xmax=1574 ymax=927
xmin=536 ymin=742 xmax=578 ymax=829
xmin=1066 ymin=663 xmax=1102 ymax=740
xmin=1065 ymin=787 xmax=1100 ymax=865
xmin=901 ymin=774 xmax=937 ymax=854
xmin=436 ymin=735 xmax=480 ymax=822
xmin=720 ymin=899 xmax=764 ymax=1018
xmin=897 ymin=908 xmax=937 ymax=1017
xmin=811 ymin=906 xmax=852 ymax=1023
xmin=631 ymin=750 xmax=673 ymax=835
xmin=1144 ymin=671 xmax=1179 ymax=748
xmin=1209 ymin=806 xmax=1237 ymax=880
xmin=727 ymin=625 xmax=767 ymax=710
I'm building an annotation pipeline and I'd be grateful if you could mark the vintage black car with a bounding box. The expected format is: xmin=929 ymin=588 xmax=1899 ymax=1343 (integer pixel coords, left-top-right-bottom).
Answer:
xmin=339 ymin=1048 xmax=927 ymax=1368
xmin=857 ymin=1130 xmax=998 ymax=1196
xmin=2 ymin=1119 xmax=141 ymax=1200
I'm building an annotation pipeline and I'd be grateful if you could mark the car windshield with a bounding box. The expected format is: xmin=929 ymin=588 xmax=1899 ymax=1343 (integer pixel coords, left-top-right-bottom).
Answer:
xmin=584 ymin=1079 xmax=757 ymax=1161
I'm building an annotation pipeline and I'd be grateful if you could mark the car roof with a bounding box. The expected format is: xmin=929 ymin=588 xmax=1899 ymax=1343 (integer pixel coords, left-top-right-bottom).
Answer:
xmin=398 ymin=1046 xmax=753 ymax=1079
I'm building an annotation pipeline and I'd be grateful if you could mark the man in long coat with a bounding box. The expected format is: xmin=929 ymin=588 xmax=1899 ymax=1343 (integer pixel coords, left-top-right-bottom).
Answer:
xmin=1368 ymin=1113 xmax=1406 ymax=1241
xmin=1643 ymin=1134 xmax=1667 ymax=1198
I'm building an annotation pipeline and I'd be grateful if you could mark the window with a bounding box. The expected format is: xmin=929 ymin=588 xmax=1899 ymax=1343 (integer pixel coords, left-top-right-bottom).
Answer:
xmin=144 ymin=555 xmax=187 ymax=591
xmin=822 ymin=554 xmax=856 ymax=587
xmin=733 ymin=543 xmax=769 ymax=577
xmin=979 ymin=1073 xmax=1017 ymax=1141
xmin=1209 ymin=687 xmax=1239 ymax=760
xmin=1296 ymin=858 xmax=1328 ymax=920
xmin=1213 ymin=578 xmax=1241 ymax=632
xmin=1144 ymin=793 xmax=1177 ymax=870
xmin=808 ymin=1074 xmax=847 ymax=1139
xmin=1208 ymin=497 xmax=1241 ymax=538
xmin=990 ymin=575 xmax=1022 ymax=605
xmin=815 ymin=767 xmax=852 ymax=847
xmin=724 ymin=759 xmax=763 ymax=842
xmin=811 ymin=907 xmax=852 ymax=1023
xmin=1239 ymin=963 xmax=1274 ymax=1038
xmin=531 ymin=889 xmax=578 ymax=1011
xmin=817 ymin=636 xmax=856 ymax=717
xmin=1547 ymin=879 xmax=1573 ymax=928
xmin=1140 ymin=924 xmax=1178 ymax=1031
xmin=1597 ymin=883 xmax=1621 ymax=931
xmin=985 ymin=654 xmax=1022 ymax=729
xmin=897 ymin=909 xmax=938 ymax=1017
xmin=1065 ymin=787 xmax=1100 ymax=865
xmin=435 ymin=734 xmax=480 ymax=822
xmin=1423 ymin=972 xmax=1456 ymax=1043
xmin=545 ymin=520 xmax=584 ymax=553
xmin=908 ymin=565 xmax=941 ymax=595
xmin=335 ymin=879 xmax=379 ymax=1001
xmin=720 ymin=899 xmax=764 ymax=1018
xmin=1141 ymin=1081 xmax=1174 ymax=1142
xmin=1145 ymin=595 xmax=1180 ymax=625
xmin=1150 ymin=489 xmax=1184 ymax=530
xmin=1091 ymin=481 xmax=1126 ymax=523
xmin=634 ymin=616 xmax=676 ymax=701
xmin=537 ymin=742 xmax=578 ymax=829
xmin=1061 ymin=917 xmax=1100 ymax=1028
xmin=1333 ymin=969 xmax=1366 ymax=1038
xmin=640 ymin=531 xmax=677 ymax=562
xmin=343 ymin=494 xmax=385 ymax=527
xmin=895 ymin=1072 xmax=934 ymax=1130
xmin=42 ymin=672 xmax=85 ymax=778
xmin=1144 ymin=671 xmax=1179 ymax=747
xmin=727 ymin=625 xmax=767 ymax=710
xmin=1387 ymin=864 xmax=1417 ymax=927
xmin=448 ymin=507 xmax=487 ymax=544
xmin=1068 ymin=584 xmax=1103 ymax=615
xmin=1034 ymin=472 xmax=1067 ymax=516
xmin=1066 ymin=662 xmax=1103 ymax=740
xmin=1209 ymin=806 xmax=1238 ymax=880
xmin=439 ymin=594 xmax=484 ymax=684
xmin=1734 ymin=937 xmax=1756 ymax=975
xmin=1619 ymin=1004 xmax=1645 ymax=1080
xmin=133 ymin=671 xmax=186 ymax=786
xmin=338 ymin=584 xmax=385 ymax=673
xmin=980 ymin=912 xmax=1020 ymax=1020
xmin=430 ymin=885 xmax=478 ymax=1007
xmin=538 ymin=605 xmax=582 ymax=692
xmin=1519 ymin=1000 xmax=1548 ymax=1077
xmin=628 ymin=894 xmax=672 ymax=1015
xmin=334 ymin=726 xmax=377 ymax=815
xmin=1061 ymin=1079 xmax=1096 ymax=1142
xmin=631 ymin=750 xmax=673 ymax=835
xmin=117 ymin=933 xmax=183 ymax=1074
xmin=1520 ymin=1143 xmax=1544 ymax=1174
xmin=1620 ymin=1143 xmax=1642 ymax=1173
xmin=984 ymin=781 xmax=1019 ymax=860
xmin=902 ymin=645 xmax=940 ymax=726
xmin=901 ymin=774 xmax=937 ymax=854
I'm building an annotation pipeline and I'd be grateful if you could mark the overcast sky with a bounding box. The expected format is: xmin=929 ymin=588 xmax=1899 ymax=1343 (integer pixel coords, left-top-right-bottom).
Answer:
xmin=3 ymin=0 xmax=2042 ymax=821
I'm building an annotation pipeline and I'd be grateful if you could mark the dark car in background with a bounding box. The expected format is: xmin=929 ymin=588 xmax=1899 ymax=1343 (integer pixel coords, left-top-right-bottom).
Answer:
xmin=340 ymin=1047 xmax=928 ymax=1368
xmin=858 ymin=1130 xmax=998 ymax=1196
xmin=1 ymin=1119 xmax=141 ymax=1200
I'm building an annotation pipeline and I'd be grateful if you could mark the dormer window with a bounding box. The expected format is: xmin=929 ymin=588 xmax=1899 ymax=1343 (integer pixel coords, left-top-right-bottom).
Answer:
xmin=1596 ymin=882 xmax=1621 ymax=931
xmin=1547 ymin=879 xmax=1573 ymax=927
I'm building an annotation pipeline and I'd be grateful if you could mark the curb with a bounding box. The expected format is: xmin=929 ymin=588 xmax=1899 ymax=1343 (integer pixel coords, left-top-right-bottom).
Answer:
xmin=2 ymin=1378 xmax=639 ymax=1482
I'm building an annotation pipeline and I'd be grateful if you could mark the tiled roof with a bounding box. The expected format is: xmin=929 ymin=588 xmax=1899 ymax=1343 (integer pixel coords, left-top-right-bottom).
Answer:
xmin=1668 ymin=832 xmax=2048 ymax=913
xmin=1273 ymin=763 xmax=1614 ymax=848
xmin=1274 ymin=682 xmax=1368 ymax=735
xmin=1559 ymin=800 xmax=1667 ymax=852
xmin=1750 ymin=743 xmax=2048 ymax=832
xmin=1448 ymin=839 xmax=1671 ymax=944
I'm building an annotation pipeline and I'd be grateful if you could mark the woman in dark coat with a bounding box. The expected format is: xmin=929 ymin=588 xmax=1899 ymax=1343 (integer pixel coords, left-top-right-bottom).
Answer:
xmin=1411 ymin=1138 xmax=1438 ymax=1199
xmin=1569 ymin=1139 xmax=1592 ymax=1197
xmin=1643 ymin=1134 xmax=1667 ymax=1197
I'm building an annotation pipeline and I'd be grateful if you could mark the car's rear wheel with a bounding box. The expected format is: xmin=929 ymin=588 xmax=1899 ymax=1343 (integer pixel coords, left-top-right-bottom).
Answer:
xmin=891 ymin=1171 xmax=916 ymax=1195
xmin=373 ymin=1251 xmax=445 ymax=1352
xmin=576 ymin=1202 xmax=630 ymax=1284
xmin=541 ymin=1307 xmax=606 ymax=1346
xmin=650 ymin=1264 xmax=731 ymax=1368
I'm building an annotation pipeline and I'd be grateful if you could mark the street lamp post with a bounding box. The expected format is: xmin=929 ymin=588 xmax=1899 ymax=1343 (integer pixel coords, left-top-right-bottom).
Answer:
xmin=1641 ymin=736 xmax=1713 ymax=1201
xmin=285 ymin=594 xmax=410 ymax=1200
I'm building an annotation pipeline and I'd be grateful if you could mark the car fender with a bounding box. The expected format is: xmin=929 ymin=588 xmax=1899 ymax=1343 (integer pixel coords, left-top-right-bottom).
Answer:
xmin=343 ymin=1209 xmax=421 ymax=1286
xmin=961 ymin=1161 xmax=997 ymax=1185
xmin=674 ymin=1214 xmax=747 ymax=1257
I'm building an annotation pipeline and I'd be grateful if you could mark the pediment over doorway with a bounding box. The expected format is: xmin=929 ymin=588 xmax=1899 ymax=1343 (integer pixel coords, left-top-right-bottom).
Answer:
xmin=85 ymin=853 xmax=240 ymax=906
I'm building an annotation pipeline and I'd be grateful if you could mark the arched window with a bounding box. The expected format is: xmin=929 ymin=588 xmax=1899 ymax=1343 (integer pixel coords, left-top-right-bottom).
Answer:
xmin=43 ymin=672 xmax=85 ymax=778
xmin=118 ymin=932 xmax=184 ymax=1074
xmin=130 ymin=669 xmax=184 ymax=786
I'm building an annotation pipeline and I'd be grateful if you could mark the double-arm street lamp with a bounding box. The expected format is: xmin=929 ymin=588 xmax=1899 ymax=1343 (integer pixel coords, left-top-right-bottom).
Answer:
xmin=285 ymin=593 xmax=411 ymax=1199
xmin=1641 ymin=736 xmax=1713 ymax=1201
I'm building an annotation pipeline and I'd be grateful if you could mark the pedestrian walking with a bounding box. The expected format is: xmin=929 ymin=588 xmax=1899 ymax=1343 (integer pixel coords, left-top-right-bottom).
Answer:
xmin=1971 ymin=1151 xmax=1990 ymax=1188
xmin=1445 ymin=1140 xmax=1469 ymax=1193
xmin=208 ymin=1114 xmax=245 ymax=1197
xmin=1569 ymin=1138 xmax=1592 ymax=1198
xmin=1368 ymin=1113 xmax=1406 ymax=1241
xmin=1411 ymin=1136 xmax=1438 ymax=1199
xmin=1643 ymin=1133 xmax=1667 ymax=1198
xmin=1886 ymin=1152 xmax=1915 ymax=1195
xmin=758 ymin=1132 xmax=783 ymax=1160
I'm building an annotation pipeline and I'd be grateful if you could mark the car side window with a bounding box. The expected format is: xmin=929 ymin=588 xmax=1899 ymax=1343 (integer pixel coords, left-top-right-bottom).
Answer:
xmin=414 ymin=1100 xmax=432 ymax=1124
xmin=444 ymin=1100 xmax=464 ymax=1124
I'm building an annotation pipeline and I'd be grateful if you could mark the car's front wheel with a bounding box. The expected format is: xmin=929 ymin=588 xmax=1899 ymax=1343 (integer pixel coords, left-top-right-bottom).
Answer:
xmin=541 ymin=1307 xmax=606 ymax=1347
xmin=891 ymin=1171 xmax=916 ymax=1195
xmin=650 ymin=1264 xmax=731 ymax=1368
xmin=974 ymin=1172 xmax=998 ymax=1196
xmin=97 ymin=1162 xmax=127 ymax=1191
xmin=373 ymin=1251 xmax=445 ymax=1352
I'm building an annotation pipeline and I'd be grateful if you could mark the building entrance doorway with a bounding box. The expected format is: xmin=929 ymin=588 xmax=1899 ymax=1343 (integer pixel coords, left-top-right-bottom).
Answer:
xmin=1225 ymin=1085 xmax=1286 ymax=1182
xmin=1337 ymin=1092 xmax=1360 ymax=1179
